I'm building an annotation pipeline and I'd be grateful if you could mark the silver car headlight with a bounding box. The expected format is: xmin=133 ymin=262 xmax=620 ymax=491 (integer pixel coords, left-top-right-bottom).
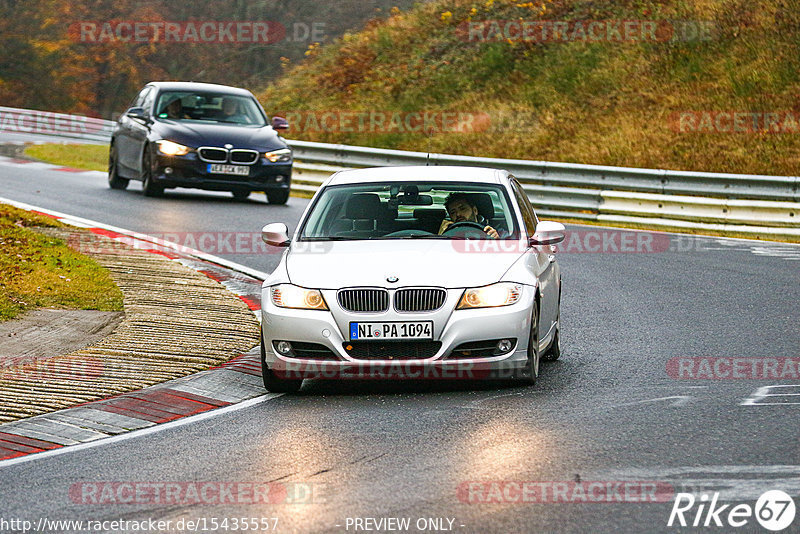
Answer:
xmin=457 ymin=282 xmax=522 ymax=310
xmin=271 ymin=284 xmax=328 ymax=310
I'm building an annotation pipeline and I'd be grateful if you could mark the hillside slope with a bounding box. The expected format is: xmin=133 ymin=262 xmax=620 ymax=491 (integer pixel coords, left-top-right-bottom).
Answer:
xmin=259 ymin=0 xmax=800 ymax=176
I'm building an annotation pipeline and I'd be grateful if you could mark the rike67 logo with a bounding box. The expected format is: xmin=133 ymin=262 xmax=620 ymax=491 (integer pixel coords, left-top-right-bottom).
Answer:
xmin=668 ymin=490 xmax=796 ymax=531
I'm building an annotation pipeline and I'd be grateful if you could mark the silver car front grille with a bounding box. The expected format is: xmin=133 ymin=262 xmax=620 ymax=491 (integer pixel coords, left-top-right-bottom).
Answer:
xmin=337 ymin=287 xmax=446 ymax=313
xmin=394 ymin=288 xmax=446 ymax=312
xmin=337 ymin=289 xmax=390 ymax=313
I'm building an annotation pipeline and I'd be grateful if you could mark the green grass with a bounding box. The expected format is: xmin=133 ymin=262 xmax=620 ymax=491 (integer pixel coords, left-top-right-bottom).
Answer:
xmin=24 ymin=143 xmax=108 ymax=172
xmin=0 ymin=203 xmax=124 ymax=322
xmin=256 ymin=0 xmax=800 ymax=177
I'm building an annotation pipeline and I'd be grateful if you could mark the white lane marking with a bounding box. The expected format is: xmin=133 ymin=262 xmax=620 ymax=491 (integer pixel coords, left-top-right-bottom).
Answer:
xmin=611 ymin=395 xmax=692 ymax=408
xmin=741 ymin=385 xmax=800 ymax=406
xmin=566 ymin=221 xmax=800 ymax=248
xmin=0 ymin=195 xmax=270 ymax=281
xmin=0 ymin=393 xmax=283 ymax=469
xmin=595 ymin=466 xmax=800 ymax=501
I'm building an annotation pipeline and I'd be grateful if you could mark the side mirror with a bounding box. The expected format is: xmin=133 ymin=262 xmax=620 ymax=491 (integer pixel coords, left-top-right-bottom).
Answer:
xmin=261 ymin=223 xmax=290 ymax=247
xmin=271 ymin=116 xmax=289 ymax=131
xmin=125 ymin=107 xmax=150 ymax=122
xmin=530 ymin=221 xmax=566 ymax=245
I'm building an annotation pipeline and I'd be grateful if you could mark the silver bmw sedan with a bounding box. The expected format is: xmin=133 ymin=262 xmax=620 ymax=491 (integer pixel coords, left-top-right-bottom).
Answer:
xmin=259 ymin=166 xmax=566 ymax=392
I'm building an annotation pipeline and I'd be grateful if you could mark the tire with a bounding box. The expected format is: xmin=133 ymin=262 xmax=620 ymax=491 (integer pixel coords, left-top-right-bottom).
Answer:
xmin=266 ymin=189 xmax=289 ymax=205
xmin=512 ymin=300 xmax=540 ymax=385
xmin=141 ymin=148 xmax=164 ymax=197
xmin=261 ymin=337 xmax=303 ymax=393
xmin=107 ymin=145 xmax=129 ymax=190
xmin=541 ymin=326 xmax=561 ymax=361
xmin=542 ymin=283 xmax=562 ymax=361
xmin=232 ymin=190 xmax=251 ymax=200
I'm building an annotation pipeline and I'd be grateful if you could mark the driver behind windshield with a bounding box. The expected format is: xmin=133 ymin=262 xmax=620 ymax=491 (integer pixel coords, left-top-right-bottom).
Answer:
xmin=439 ymin=192 xmax=500 ymax=239
xmin=221 ymin=97 xmax=250 ymax=123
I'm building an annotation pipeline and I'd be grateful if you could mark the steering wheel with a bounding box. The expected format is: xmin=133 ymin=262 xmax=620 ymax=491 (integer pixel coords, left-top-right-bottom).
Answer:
xmin=442 ymin=221 xmax=488 ymax=235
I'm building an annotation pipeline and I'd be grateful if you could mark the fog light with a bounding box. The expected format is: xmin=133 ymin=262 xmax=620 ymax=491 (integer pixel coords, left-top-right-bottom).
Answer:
xmin=275 ymin=341 xmax=293 ymax=355
xmin=496 ymin=339 xmax=513 ymax=354
xmin=275 ymin=175 xmax=285 ymax=183
xmin=164 ymin=167 xmax=173 ymax=175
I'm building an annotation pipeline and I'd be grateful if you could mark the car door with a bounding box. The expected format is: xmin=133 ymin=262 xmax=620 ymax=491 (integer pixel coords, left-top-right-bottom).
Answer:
xmin=510 ymin=178 xmax=559 ymax=344
xmin=116 ymin=87 xmax=150 ymax=173
xmin=129 ymin=87 xmax=156 ymax=175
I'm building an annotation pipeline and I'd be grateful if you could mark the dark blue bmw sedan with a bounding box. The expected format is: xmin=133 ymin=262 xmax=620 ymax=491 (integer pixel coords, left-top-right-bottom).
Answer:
xmin=108 ymin=81 xmax=293 ymax=204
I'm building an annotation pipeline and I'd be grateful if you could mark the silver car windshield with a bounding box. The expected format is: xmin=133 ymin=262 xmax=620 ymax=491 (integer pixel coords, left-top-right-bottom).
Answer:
xmin=299 ymin=182 xmax=520 ymax=241
xmin=154 ymin=92 xmax=267 ymax=126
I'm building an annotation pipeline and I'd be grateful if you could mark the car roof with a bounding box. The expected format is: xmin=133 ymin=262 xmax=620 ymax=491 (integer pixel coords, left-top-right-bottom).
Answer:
xmin=146 ymin=81 xmax=255 ymax=97
xmin=326 ymin=166 xmax=508 ymax=186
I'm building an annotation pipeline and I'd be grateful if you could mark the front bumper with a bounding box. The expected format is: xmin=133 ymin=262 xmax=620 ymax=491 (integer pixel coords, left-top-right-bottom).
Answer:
xmin=260 ymin=286 xmax=535 ymax=380
xmin=152 ymin=152 xmax=291 ymax=192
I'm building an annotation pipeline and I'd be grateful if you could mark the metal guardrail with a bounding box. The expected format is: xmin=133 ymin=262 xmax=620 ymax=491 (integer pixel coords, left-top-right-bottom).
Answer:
xmin=289 ymin=141 xmax=800 ymax=237
xmin=288 ymin=140 xmax=799 ymax=202
xmin=0 ymin=106 xmax=114 ymax=143
xmin=1 ymin=106 xmax=798 ymax=237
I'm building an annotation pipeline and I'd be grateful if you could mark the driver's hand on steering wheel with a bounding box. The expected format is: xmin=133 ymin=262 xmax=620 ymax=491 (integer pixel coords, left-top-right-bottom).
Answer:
xmin=484 ymin=225 xmax=499 ymax=239
xmin=438 ymin=219 xmax=453 ymax=234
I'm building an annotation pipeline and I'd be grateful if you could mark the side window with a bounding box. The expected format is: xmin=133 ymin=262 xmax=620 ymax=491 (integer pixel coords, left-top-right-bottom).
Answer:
xmin=141 ymin=88 xmax=156 ymax=116
xmin=134 ymin=87 xmax=150 ymax=108
xmin=510 ymin=178 xmax=537 ymax=236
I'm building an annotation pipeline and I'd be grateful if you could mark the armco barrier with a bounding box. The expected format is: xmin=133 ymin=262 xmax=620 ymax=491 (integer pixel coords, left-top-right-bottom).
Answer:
xmin=0 ymin=106 xmax=114 ymax=143
xmin=1 ymin=106 xmax=798 ymax=238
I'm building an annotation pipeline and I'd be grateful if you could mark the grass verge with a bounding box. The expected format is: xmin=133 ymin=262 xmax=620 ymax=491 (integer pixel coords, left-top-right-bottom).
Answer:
xmin=24 ymin=143 xmax=108 ymax=172
xmin=0 ymin=203 xmax=124 ymax=322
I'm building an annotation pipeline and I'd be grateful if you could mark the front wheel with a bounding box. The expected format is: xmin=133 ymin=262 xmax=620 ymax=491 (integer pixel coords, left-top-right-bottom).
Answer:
xmin=261 ymin=337 xmax=303 ymax=393
xmin=108 ymin=145 xmax=129 ymax=190
xmin=542 ymin=284 xmax=562 ymax=361
xmin=141 ymin=148 xmax=164 ymax=197
xmin=266 ymin=189 xmax=289 ymax=205
xmin=541 ymin=327 xmax=561 ymax=361
xmin=512 ymin=300 xmax=540 ymax=385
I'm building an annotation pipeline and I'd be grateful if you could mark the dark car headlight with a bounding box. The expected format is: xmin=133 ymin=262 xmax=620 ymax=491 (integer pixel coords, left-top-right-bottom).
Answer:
xmin=156 ymin=140 xmax=191 ymax=156
xmin=264 ymin=148 xmax=292 ymax=163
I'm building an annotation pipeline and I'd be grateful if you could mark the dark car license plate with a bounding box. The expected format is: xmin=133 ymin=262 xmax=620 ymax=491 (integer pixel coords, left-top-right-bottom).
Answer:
xmin=208 ymin=164 xmax=249 ymax=176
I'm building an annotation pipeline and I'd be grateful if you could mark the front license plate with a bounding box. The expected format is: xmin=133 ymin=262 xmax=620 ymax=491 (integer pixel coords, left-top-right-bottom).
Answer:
xmin=207 ymin=164 xmax=249 ymax=176
xmin=350 ymin=321 xmax=433 ymax=341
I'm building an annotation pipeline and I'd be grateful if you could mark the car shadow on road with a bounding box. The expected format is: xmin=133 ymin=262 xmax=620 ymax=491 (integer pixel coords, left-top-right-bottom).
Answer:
xmin=293 ymin=378 xmax=531 ymax=396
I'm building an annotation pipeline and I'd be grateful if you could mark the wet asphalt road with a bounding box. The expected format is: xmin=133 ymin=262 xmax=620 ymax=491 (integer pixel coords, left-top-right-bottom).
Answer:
xmin=0 ymin=147 xmax=799 ymax=534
